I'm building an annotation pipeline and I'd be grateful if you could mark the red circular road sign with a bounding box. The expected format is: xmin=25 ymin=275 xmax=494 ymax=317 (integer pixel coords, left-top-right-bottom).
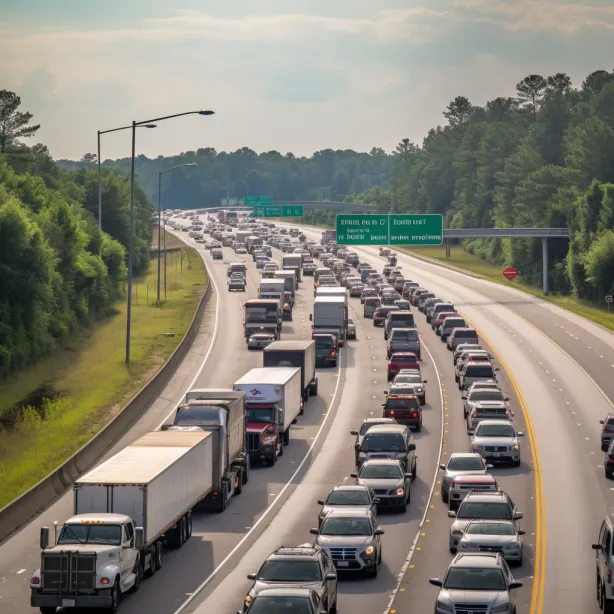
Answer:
xmin=502 ymin=267 xmax=519 ymax=281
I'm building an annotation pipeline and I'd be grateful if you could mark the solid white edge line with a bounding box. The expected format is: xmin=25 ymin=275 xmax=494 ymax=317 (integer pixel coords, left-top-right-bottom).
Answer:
xmin=381 ymin=313 xmax=445 ymax=614
xmin=155 ymin=229 xmax=220 ymax=429
xmin=171 ymin=268 xmax=345 ymax=614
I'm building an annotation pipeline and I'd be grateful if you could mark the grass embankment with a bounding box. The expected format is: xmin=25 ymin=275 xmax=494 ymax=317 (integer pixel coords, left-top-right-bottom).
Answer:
xmin=0 ymin=232 xmax=207 ymax=509
xmin=399 ymin=245 xmax=614 ymax=331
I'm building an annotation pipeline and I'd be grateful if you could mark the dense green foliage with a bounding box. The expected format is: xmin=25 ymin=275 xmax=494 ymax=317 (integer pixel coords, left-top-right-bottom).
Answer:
xmin=58 ymin=147 xmax=395 ymax=209
xmin=0 ymin=91 xmax=154 ymax=382
xmin=348 ymin=70 xmax=614 ymax=301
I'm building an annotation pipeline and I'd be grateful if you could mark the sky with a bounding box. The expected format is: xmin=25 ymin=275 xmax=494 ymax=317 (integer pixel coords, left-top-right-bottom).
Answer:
xmin=2 ymin=0 xmax=614 ymax=161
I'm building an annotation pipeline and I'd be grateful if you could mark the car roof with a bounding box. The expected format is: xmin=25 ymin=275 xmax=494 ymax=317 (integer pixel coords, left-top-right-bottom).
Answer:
xmin=475 ymin=419 xmax=514 ymax=427
xmin=330 ymin=484 xmax=370 ymax=493
xmin=363 ymin=424 xmax=408 ymax=434
xmin=452 ymin=553 xmax=501 ymax=568
xmin=361 ymin=417 xmax=397 ymax=425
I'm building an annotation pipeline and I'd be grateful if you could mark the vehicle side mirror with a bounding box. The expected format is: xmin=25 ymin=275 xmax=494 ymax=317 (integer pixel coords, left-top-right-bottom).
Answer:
xmin=317 ymin=500 xmax=325 ymax=505
xmin=505 ymin=397 xmax=510 ymax=402
xmin=161 ymin=424 xmax=172 ymax=431
xmin=373 ymin=498 xmax=380 ymax=504
xmin=350 ymin=430 xmax=358 ymax=436
xmin=134 ymin=527 xmax=144 ymax=550
xmin=509 ymin=581 xmax=523 ymax=590
xmin=513 ymin=512 xmax=523 ymax=520
xmin=592 ymin=543 xmax=602 ymax=550
xmin=439 ymin=464 xmax=446 ymax=470
xmin=292 ymin=418 xmax=297 ymax=425
xmin=448 ymin=511 xmax=457 ymax=518
xmin=247 ymin=573 xmax=257 ymax=580
xmin=423 ymin=379 xmax=427 ymax=383
xmin=495 ymin=367 xmax=500 ymax=371
xmin=519 ymin=530 xmax=526 ymax=535
xmin=309 ymin=528 xmax=319 ymax=535
xmin=405 ymin=473 xmax=412 ymax=478
xmin=408 ymin=443 xmax=416 ymax=451
xmin=350 ymin=473 xmax=358 ymax=478
xmin=517 ymin=432 xmax=524 ymax=437
xmin=40 ymin=527 xmax=50 ymax=550
xmin=486 ymin=464 xmax=494 ymax=469
xmin=461 ymin=392 xmax=468 ymax=399
xmin=600 ymin=420 xmax=605 ymax=425
xmin=309 ymin=314 xmax=313 ymax=321
xmin=374 ymin=529 xmax=385 ymax=535
xmin=429 ymin=578 xmax=443 ymax=587
xmin=467 ymin=430 xmax=474 ymax=436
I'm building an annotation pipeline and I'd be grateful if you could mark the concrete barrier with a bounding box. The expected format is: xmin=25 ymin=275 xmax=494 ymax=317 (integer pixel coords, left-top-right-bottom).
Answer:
xmin=0 ymin=240 xmax=213 ymax=544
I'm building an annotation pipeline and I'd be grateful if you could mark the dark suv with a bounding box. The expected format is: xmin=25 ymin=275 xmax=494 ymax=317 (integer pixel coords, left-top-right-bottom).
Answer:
xmin=601 ymin=413 xmax=614 ymax=451
xmin=355 ymin=423 xmax=417 ymax=478
xmin=244 ymin=546 xmax=337 ymax=613
xmin=313 ymin=334 xmax=338 ymax=367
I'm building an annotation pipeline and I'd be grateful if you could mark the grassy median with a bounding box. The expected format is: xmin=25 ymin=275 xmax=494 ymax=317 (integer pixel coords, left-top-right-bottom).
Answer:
xmin=399 ymin=245 xmax=614 ymax=331
xmin=0 ymin=233 xmax=207 ymax=509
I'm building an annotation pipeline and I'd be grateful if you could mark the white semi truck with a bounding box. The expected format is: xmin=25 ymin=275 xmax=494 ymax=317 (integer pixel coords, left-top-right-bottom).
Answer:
xmin=31 ymin=430 xmax=214 ymax=613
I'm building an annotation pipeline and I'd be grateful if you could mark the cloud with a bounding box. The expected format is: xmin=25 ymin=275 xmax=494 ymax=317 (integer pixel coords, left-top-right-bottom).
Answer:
xmin=264 ymin=63 xmax=348 ymax=103
xmin=452 ymin=0 xmax=614 ymax=34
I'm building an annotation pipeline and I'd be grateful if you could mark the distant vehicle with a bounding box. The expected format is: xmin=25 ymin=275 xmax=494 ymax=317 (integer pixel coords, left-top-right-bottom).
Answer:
xmin=351 ymin=459 xmax=411 ymax=513
xmin=346 ymin=319 xmax=357 ymax=339
xmin=211 ymin=248 xmax=223 ymax=259
xmin=247 ymin=332 xmax=277 ymax=350
xmin=317 ymin=485 xmax=378 ymax=525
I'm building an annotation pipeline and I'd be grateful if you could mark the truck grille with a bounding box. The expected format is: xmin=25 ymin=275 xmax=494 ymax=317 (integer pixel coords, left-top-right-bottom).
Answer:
xmin=454 ymin=605 xmax=489 ymax=614
xmin=373 ymin=489 xmax=389 ymax=495
xmin=41 ymin=552 xmax=96 ymax=592
xmin=247 ymin=432 xmax=260 ymax=452
xmin=328 ymin=547 xmax=357 ymax=560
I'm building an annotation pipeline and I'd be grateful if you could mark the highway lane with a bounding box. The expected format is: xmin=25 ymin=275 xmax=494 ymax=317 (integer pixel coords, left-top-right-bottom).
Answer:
xmin=179 ymin=276 xmax=447 ymax=614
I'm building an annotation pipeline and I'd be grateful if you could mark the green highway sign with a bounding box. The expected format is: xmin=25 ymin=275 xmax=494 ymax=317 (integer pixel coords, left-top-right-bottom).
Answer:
xmin=253 ymin=205 xmax=304 ymax=218
xmin=244 ymin=196 xmax=273 ymax=206
xmin=336 ymin=214 xmax=389 ymax=245
xmin=389 ymin=214 xmax=443 ymax=245
xmin=336 ymin=214 xmax=443 ymax=245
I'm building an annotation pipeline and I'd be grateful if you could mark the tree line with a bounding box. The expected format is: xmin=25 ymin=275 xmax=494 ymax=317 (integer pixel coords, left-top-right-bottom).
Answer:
xmin=347 ymin=70 xmax=614 ymax=302
xmin=0 ymin=90 xmax=153 ymax=382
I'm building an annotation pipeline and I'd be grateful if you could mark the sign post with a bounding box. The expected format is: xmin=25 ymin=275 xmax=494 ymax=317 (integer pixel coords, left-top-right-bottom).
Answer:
xmin=606 ymin=295 xmax=612 ymax=313
xmin=502 ymin=267 xmax=519 ymax=281
xmin=335 ymin=214 xmax=443 ymax=246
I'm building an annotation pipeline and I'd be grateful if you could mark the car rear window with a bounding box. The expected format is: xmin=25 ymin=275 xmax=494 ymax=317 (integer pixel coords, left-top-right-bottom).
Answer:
xmin=445 ymin=318 xmax=466 ymax=327
xmin=391 ymin=329 xmax=419 ymax=341
xmin=465 ymin=365 xmax=494 ymax=377
xmin=315 ymin=338 xmax=333 ymax=348
xmin=385 ymin=397 xmax=419 ymax=410
xmin=391 ymin=354 xmax=415 ymax=363
xmin=455 ymin=330 xmax=478 ymax=338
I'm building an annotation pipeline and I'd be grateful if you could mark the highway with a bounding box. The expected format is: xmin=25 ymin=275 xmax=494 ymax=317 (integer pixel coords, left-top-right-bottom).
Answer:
xmin=2 ymin=214 xmax=612 ymax=614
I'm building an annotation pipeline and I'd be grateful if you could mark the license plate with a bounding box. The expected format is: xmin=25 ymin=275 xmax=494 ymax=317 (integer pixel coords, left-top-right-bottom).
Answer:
xmin=493 ymin=452 xmax=503 ymax=457
xmin=62 ymin=599 xmax=76 ymax=607
xmin=336 ymin=561 xmax=349 ymax=567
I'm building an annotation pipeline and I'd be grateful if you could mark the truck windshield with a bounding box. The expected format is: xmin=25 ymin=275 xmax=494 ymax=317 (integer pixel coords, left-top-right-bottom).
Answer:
xmin=58 ymin=524 xmax=122 ymax=546
xmin=246 ymin=407 xmax=276 ymax=423
xmin=174 ymin=405 xmax=221 ymax=425
xmin=245 ymin=307 xmax=278 ymax=322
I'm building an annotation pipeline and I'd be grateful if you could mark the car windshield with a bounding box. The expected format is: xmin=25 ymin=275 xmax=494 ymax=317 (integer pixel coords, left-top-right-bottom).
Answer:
xmin=447 ymin=457 xmax=486 ymax=471
xmin=475 ymin=424 xmax=515 ymax=437
xmin=362 ymin=433 xmax=406 ymax=452
xmin=57 ymin=524 xmax=122 ymax=546
xmin=394 ymin=375 xmax=421 ymax=384
xmin=359 ymin=421 xmax=389 ymax=435
xmin=466 ymin=366 xmax=495 ymax=377
xmin=471 ymin=391 xmax=504 ymax=402
xmin=319 ymin=517 xmax=373 ymax=536
xmin=174 ymin=405 xmax=221 ymax=425
xmin=457 ymin=502 xmax=513 ymax=520
xmin=326 ymin=490 xmax=371 ymax=505
xmin=247 ymin=596 xmax=314 ymax=614
xmin=466 ymin=522 xmax=516 ymax=536
xmin=443 ymin=567 xmax=507 ymax=591
xmin=359 ymin=464 xmax=403 ymax=479
xmin=257 ymin=560 xmax=321 ymax=582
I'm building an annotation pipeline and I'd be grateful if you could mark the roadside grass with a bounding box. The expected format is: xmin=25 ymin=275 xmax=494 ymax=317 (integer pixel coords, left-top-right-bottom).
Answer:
xmin=0 ymin=233 xmax=207 ymax=509
xmin=398 ymin=245 xmax=614 ymax=331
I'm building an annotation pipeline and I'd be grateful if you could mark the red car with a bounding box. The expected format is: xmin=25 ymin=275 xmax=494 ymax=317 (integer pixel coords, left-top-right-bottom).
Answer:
xmin=382 ymin=394 xmax=422 ymax=431
xmin=433 ymin=311 xmax=457 ymax=330
xmin=388 ymin=352 xmax=420 ymax=380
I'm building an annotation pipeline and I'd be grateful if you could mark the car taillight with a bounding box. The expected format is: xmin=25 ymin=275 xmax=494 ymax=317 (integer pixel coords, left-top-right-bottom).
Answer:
xmin=472 ymin=412 xmax=477 ymax=418
xmin=506 ymin=411 xmax=512 ymax=419
xmin=450 ymin=480 xmax=457 ymax=488
xmin=330 ymin=350 xmax=336 ymax=357
xmin=390 ymin=341 xmax=394 ymax=346
xmin=609 ymin=569 xmax=612 ymax=584
xmin=412 ymin=412 xmax=418 ymax=418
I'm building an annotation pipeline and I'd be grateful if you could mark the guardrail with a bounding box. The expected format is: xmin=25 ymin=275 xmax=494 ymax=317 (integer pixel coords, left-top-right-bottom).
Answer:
xmin=0 ymin=239 xmax=213 ymax=544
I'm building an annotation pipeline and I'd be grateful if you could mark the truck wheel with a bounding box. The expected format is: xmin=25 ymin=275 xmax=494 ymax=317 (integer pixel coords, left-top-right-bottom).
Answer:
xmin=185 ymin=513 xmax=193 ymax=540
xmin=145 ymin=547 xmax=156 ymax=577
xmin=242 ymin=457 xmax=250 ymax=485
xmin=267 ymin=453 xmax=276 ymax=467
xmin=278 ymin=438 xmax=284 ymax=456
xmin=217 ymin=482 xmax=228 ymax=513
xmin=235 ymin=470 xmax=243 ymax=494
xmin=39 ymin=608 xmax=57 ymax=614
xmin=107 ymin=579 xmax=120 ymax=614
xmin=283 ymin=429 xmax=290 ymax=446
xmin=312 ymin=378 xmax=319 ymax=396
xmin=155 ymin=541 xmax=163 ymax=571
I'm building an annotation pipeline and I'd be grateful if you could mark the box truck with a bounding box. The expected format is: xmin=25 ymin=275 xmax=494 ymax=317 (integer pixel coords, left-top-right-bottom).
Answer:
xmin=31 ymin=431 xmax=213 ymax=612
xmin=244 ymin=299 xmax=282 ymax=340
xmin=311 ymin=296 xmax=348 ymax=346
xmin=233 ymin=367 xmax=303 ymax=466
xmin=262 ymin=340 xmax=318 ymax=399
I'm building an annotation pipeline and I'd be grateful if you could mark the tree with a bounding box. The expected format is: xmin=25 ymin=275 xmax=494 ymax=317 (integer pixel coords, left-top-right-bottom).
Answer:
xmin=81 ymin=153 xmax=97 ymax=164
xmin=443 ymin=96 xmax=474 ymax=127
xmin=546 ymin=73 xmax=572 ymax=95
xmin=0 ymin=90 xmax=40 ymax=154
xmin=516 ymin=75 xmax=548 ymax=120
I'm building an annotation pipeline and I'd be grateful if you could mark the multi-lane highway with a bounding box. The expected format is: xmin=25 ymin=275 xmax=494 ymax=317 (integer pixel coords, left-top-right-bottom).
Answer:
xmin=2 ymin=213 xmax=612 ymax=614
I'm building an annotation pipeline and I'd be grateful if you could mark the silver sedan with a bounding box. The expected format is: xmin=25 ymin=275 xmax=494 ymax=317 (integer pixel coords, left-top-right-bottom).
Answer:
xmin=458 ymin=519 xmax=525 ymax=565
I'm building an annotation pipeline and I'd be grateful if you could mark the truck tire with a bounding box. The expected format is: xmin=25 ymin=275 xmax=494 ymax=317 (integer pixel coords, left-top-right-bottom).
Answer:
xmin=217 ymin=482 xmax=228 ymax=513
xmin=283 ymin=429 xmax=290 ymax=446
xmin=235 ymin=469 xmax=243 ymax=494
xmin=311 ymin=378 xmax=319 ymax=396
xmin=267 ymin=452 xmax=276 ymax=467
xmin=145 ymin=547 xmax=156 ymax=577
xmin=278 ymin=438 xmax=284 ymax=456
xmin=154 ymin=541 xmax=163 ymax=571
xmin=185 ymin=513 xmax=193 ymax=540
xmin=39 ymin=608 xmax=57 ymax=614
xmin=107 ymin=579 xmax=120 ymax=614
xmin=242 ymin=457 xmax=250 ymax=485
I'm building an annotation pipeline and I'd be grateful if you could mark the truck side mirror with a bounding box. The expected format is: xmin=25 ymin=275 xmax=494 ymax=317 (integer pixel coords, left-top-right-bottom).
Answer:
xmin=40 ymin=526 xmax=50 ymax=550
xmin=134 ymin=527 xmax=145 ymax=550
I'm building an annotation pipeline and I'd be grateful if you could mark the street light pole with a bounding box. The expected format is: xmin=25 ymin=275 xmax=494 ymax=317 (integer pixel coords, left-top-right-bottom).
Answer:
xmin=97 ymin=131 xmax=102 ymax=229
xmin=125 ymin=110 xmax=214 ymax=364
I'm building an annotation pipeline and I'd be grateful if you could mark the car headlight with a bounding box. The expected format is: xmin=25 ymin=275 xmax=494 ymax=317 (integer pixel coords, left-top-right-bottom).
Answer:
xmin=395 ymin=487 xmax=405 ymax=496
xmin=503 ymin=543 xmax=518 ymax=550
xmin=244 ymin=595 xmax=253 ymax=606
xmin=363 ymin=545 xmax=375 ymax=557
xmin=472 ymin=443 xmax=484 ymax=449
xmin=511 ymin=444 xmax=519 ymax=451
xmin=435 ymin=599 xmax=453 ymax=612
xmin=491 ymin=602 xmax=510 ymax=613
